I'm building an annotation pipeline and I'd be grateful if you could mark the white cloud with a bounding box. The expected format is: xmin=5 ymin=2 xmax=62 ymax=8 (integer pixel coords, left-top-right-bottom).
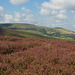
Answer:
xmin=0 ymin=14 xmax=4 ymax=23
xmin=40 ymin=0 xmax=67 ymax=17
xmin=10 ymin=0 xmax=28 ymax=5
xmin=0 ymin=6 xmax=4 ymax=23
xmin=41 ymin=0 xmax=75 ymax=10
xmin=0 ymin=6 xmax=13 ymax=23
xmin=14 ymin=12 xmax=24 ymax=22
xmin=42 ymin=0 xmax=63 ymax=10
xmin=0 ymin=6 xmax=3 ymax=11
xmin=4 ymin=14 xmax=13 ymax=23
xmin=56 ymin=14 xmax=67 ymax=19
xmin=72 ymin=25 xmax=75 ymax=27
xmin=71 ymin=10 xmax=75 ymax=13
xmin=64 ymin=0 xmax=75 ymax=10
xmin=14 ymin=12 xmax=22 ymax=18
xmin=40 ymin=8 xmax=51 ymax=15
xmin=56 ymin=20 xmax=61 ymax=23
xmin=59 ymin=10 xmax=66 ymax=14
xmin=39 ymin=0 xmax=67 ymax=25
xmin=22 ymin=7 xmax=31 ymax=14
xmin=24 ymin=14 xmax=34 ymax=22
xmin=0 ymin=6 xmax=34 ymax=23
xmin=51 ymin=10 xmax=58 ymax=15
xmin=14 ymin=11 xmax=34 ymax=23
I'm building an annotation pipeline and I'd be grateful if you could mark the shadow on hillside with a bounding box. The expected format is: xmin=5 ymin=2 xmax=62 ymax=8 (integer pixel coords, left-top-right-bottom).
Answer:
xmin=0 ymin=24 xmax=12 ymax=28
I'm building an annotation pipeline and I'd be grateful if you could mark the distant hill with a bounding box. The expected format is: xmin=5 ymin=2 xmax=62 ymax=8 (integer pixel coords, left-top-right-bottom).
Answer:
xmin=0 ymin=23 xmax=75 ymax=41
xmin=0 ymin=28 xmax=54 ymax=39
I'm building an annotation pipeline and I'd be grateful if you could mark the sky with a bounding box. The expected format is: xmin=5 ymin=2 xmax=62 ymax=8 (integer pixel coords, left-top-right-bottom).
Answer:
xmin=0 ymin=0 xmax=75 ymax=31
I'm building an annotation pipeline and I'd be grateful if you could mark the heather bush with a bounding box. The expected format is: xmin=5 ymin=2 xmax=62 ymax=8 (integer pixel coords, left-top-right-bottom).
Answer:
xmin=0 ymin=36 xmax=75 ymax=75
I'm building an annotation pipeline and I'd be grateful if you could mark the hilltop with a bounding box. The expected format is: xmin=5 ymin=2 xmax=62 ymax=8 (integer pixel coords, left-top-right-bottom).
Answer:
xmin=0 ymin=23 xmax=75 ymax=41
xmin=0 ymin=28 xmax=54 ymax=39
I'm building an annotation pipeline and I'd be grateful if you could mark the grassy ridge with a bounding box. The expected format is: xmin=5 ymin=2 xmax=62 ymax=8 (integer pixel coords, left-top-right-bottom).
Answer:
xmin=0 ymin=28 xmax=54 ymax=39
xmin=0 ymin=23 xmax=75 ymax=40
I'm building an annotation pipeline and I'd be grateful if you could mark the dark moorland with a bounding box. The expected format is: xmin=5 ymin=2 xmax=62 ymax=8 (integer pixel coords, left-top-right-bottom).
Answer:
xmin=0 ymin=36 xmax=75 ymax=75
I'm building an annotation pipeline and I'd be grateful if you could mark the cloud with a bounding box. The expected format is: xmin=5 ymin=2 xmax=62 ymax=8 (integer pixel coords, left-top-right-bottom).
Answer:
xmin=0 ymin=14 xmax=13 ymax=23
xmin=13 ymin=8 xmax=33 ymax=23
xmin=0 ymin=6 xmax=34 ymax=23
xmin=40 ymin=8 xmax=51 ymax=15
xmin=4 ymin=14 xmax=13 ymax=23
xmin=51 ymin=10 xmax=58 ymax=15
xmin=0 ymin=6 xmax=4 ymax=22
xmin=72 ymin=25 xmax=75 ymax=27
xmin=39 ymin=0 xmax=68 ymax=27
xmin=40 ymin=0 xmax=67 ymax=17
xmin=10 ymin=0 xmax=28 ymax=5
xmin=14 ymin=11 xmax=34 ymax=23
xmin=0 ymin=14 xmax=4 ymax=23
xmin=56 ymin=20 xmax=61 ymax=23
xmin=56 ymin=14 xmax=67 ymax=19
xmin=0 ymin=6 xmax=4 ymax=11
xmin=41 ymin=0 xmax=75 ymax=10
xmin=14 ymin=12 xmax=22 ymax=19
xmin=0 ymin=6 xmax=13 ymax=23
xmin=41 ymin=1 xmax=62 ymax=10
xmin=22 ymin=7 xmax=31 ymax=14
xmin=14 ymin=12 xmax=25 ymax=22
xmin=63 ymin=0 xmax=75 ymax=10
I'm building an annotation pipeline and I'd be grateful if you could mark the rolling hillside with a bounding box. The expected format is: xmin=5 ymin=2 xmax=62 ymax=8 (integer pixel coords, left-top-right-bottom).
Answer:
xmin=0 ymin=23 xmax=75 ymax=40
xmin=0 ymin=28 xmax=54 ymax=39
